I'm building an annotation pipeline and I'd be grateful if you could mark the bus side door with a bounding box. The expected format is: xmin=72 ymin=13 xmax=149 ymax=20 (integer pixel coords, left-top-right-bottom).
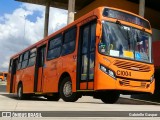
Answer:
xmin=34 ymin=45 xmax=46 ymax=92
xmin=77 ymin=20 xmax=96 ymax=90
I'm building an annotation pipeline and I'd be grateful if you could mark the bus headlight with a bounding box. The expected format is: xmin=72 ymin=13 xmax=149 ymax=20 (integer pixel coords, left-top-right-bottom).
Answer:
xmin=150 ymin=75 xmax=154 ymax=83
xmin=99 ymin=64 xmax=116 ymax=79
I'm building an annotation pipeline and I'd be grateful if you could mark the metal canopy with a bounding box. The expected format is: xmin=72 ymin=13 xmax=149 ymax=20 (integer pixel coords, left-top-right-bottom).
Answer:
xmin=16 ymin=0 xmax=160 ymax=12
xmin=15 ymin=0 xmax=94 ymax=11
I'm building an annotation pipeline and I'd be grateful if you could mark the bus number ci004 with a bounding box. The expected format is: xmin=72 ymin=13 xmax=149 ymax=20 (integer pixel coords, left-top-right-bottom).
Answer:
xmin=117 ymin=70 xmax=131 ymax=77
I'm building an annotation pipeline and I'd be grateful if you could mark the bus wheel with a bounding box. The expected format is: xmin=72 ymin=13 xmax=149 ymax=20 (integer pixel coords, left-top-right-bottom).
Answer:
xmin=100 ymin=91 xmax=120 ymax=104
xmin=60 ymin=77 xmax=79 ymax=102
xmin=17 ymin=84 xmax=25 ymax=100
xmin=46 ymin=94 xmax=60 ymax=101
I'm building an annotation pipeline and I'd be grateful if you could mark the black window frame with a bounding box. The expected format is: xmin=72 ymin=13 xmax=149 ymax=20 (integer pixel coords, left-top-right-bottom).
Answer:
xmin=47 ymin=34 xmax=62 ymax=60
xmin=61 ymin=26 xmax=77 ymax=56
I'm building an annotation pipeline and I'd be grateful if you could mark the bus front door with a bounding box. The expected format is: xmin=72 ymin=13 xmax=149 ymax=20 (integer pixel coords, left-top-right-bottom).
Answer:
xmin=34 ymin=45 xmax=46 ymax=92
xmin=77 ymin=21 xmax=96 ymax=90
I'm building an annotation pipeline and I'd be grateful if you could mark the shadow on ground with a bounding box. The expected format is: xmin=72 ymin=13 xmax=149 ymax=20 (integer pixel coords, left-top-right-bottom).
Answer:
xmin=0 ymin=92 xmax=159 ymax=105
xmin=131 ymin=94 xmax=160 ymax=103
xmin=1 ymin=82 xmax=160 ymax=105
xmin=0 ymin=93 xmax=48 ymax=101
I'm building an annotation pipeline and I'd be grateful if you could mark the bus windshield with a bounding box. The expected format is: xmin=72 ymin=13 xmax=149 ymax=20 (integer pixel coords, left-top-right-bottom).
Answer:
xmin=99 ymin=21 xmax=152 ymax=63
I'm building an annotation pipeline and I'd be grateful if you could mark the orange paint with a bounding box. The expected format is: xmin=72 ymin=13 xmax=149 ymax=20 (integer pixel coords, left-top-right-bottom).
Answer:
xmin=7 ymin=7 xmax=154 ymax=96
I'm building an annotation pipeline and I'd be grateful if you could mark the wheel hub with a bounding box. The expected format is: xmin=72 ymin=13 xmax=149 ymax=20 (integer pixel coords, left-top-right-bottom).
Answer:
xmin=63 ymin=81 xmax=72 ymax=97
xmin=18 ymin=87 xmax=22 ymax=98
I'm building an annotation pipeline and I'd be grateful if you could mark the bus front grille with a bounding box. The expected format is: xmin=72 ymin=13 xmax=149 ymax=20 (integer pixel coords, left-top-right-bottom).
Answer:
xmin=119 ymin=80 xmax=147 ymax=88
xmin=114 ymin=60 xmax=150 ymax=72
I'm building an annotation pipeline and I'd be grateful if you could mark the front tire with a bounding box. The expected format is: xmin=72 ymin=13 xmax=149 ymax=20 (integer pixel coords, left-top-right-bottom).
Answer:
xmin=60 ymin=77 xmax=79 ymax=102
xmin=17 ymin=84 xmax=25 ymax=100
xmin=100 ymin=91 xmax=120 ymax=104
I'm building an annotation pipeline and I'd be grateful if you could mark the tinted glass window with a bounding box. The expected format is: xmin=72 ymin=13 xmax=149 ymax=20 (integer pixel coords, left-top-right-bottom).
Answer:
xmin=48 ymin=47 xmax=61 ymax=59
xmin=61 ymin=27 xmax=76 ymax=56
xmin=17 ymin=63 xmax=21 ymax=70
xmin=61 ymin=41 xmax=75 ymax=55
xmin=30 ymin=52 xmax=36 ymax=58
xmin=21 ymin=60 xmax=28 ymax=69
xmin=10 ymin=59 xmax=13 ymax=66
xmin=81 ymin=55 xmax=88 ymax=80
xmin=28 ymin=57 xmax=36 ymax=67
xmin=23 ymin=51 xmax=29 ymax=60
xmin=17 ymin=55 xmax=23 ymax=70
xmin=9 ymin=59 xmax=13 ymax=72
xmin=19 ymin=55 xmax=23 ymax=62
xmin=64 ymin=28 xmax=76 ymax=43
xmin=49 ymin=36 xmax=62 ymax=50
xmin=90 ymin=23 xmax=96 ymax=51
xmin=47 ymin=35 xmax=62 ymax=60
xmin=89 ymin=53 xmax=95 ymax=79
xmin=82 ymin=26 xmax=89 ymax=54
xmin=28 ymin=48 xmax=36 ymax=67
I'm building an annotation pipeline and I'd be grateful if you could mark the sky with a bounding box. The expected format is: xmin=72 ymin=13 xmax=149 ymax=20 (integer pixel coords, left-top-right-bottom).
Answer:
xmin=0 ymin=0 xmax=68 ymax=71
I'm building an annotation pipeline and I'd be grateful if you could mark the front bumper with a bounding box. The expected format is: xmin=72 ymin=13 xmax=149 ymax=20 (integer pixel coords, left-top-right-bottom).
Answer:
xmin=115 ymin=77 xmax=155 ymax=94
xmin=95 ymin=71 xmax=155 ymax=94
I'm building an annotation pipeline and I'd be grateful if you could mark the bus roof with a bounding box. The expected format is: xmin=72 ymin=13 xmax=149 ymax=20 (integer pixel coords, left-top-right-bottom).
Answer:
xmin=10 ymin=6 xmax=150 ymax=59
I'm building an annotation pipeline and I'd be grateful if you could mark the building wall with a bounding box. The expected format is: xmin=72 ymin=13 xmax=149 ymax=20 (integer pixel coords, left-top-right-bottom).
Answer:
xmin=75 ymin=0 xmax=160 ymax=31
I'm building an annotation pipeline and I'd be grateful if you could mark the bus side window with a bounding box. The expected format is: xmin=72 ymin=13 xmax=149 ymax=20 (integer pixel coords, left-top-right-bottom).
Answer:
xmin=9 ymin=59 xmax=13 ymax=73
xmin=61 ymin=27 xmax=77 ymax=56
xmin=17 ymin=54 xmax=23 ymax=70
xmin=47 ymin=34 xmax=62 ymax=60
xmin=28 ymin=48 xmax=36 ymax=67
xmin=21 ymin=51 xmax=29 ymax=69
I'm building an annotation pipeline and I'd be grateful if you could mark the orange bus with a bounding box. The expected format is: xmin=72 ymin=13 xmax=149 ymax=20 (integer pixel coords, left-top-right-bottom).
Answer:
xmin=7 ymin=7 xmax=155 ymax=103
xmin=0 ymin=72 xmax=8 ymax=81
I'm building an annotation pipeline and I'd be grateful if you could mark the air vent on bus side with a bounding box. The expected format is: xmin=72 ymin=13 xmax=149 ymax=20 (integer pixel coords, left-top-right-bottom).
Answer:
xmin=113 ymin=60 xmax=150 ymax=72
